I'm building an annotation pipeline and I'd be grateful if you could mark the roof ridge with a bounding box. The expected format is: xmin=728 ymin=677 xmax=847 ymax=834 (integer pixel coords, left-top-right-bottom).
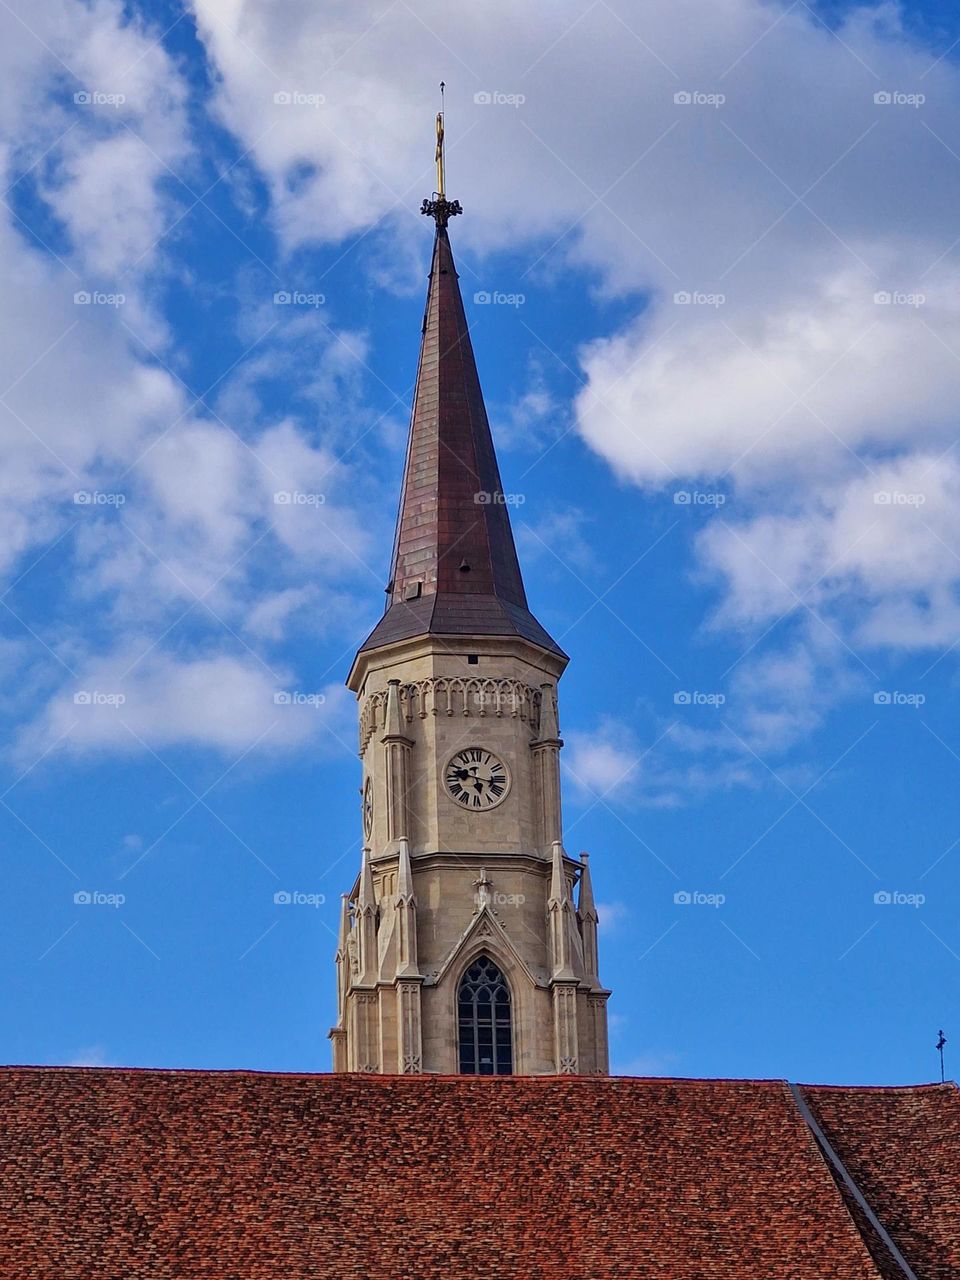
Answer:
xmin=3 ymin=1067 xmax=949 ymax=1091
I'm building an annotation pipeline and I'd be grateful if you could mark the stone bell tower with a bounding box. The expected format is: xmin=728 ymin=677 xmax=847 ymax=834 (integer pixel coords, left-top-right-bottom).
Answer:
xmin=328 ymin=176 xmax=610 ymax=1076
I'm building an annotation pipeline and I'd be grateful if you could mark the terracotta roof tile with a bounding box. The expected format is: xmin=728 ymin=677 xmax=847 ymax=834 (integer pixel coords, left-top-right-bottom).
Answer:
xmin=4 ymin=1069 xmax=956 ymax=1278
xmin=802 ymin=1082 xmax=960 ymax=1280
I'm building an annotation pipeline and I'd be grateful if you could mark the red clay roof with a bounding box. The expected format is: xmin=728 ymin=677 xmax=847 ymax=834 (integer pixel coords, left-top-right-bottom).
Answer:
xmin=360 ymin=227 xmax=563 ymax=658
xmin=1 ymin=1068 xmax=956 ymax=1279
xmin=802 ymin=1083 xmax=960 ymax=1280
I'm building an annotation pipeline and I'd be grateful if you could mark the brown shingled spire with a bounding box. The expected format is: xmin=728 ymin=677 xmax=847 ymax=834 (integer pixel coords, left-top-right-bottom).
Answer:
xmin=358 ymin=208 xmax=563 ymax=657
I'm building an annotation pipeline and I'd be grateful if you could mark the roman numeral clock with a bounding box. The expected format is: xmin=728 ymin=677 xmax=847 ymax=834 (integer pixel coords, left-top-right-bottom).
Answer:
xmin=444 ymin=747 xmax=510 ymax=810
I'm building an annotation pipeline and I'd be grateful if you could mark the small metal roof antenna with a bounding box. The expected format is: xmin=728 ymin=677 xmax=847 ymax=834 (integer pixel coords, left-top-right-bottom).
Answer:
xmin=937 ymin=1029 xmax=947 ymax=1083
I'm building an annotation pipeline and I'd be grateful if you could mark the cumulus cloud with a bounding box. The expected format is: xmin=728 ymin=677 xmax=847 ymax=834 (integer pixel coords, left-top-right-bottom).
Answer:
xmin=699 ymin=454 xmax=960 ymax=649
xmin=7 ymin=0 xmax=960 ymax=768
xmin=596 ymin=901 xmax=629 ymax=934
xmin=0 ymin=0 xmax=189 ymax=582
xmin=564 ymin=715 xmax=758 ymax=809
xmin=183 ymin=0 xmax=960 ymax=685
xmin=19 ymin=648 xmax=352 ymax=758
xmin=0 ymin=0 xmax=385 ymax=759
xmin=563 ymin=635 xmax=855 ymax=806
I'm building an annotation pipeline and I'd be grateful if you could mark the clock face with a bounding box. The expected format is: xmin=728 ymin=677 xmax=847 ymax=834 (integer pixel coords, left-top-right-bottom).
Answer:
xmin=362 ymin=777 xmax=373 ymax=838
xmin=444 ymin=747 xmax=510 ymax=811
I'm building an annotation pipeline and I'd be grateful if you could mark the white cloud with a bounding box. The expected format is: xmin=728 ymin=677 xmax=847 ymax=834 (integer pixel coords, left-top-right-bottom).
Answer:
xmin=68 ymin=1045 xmax=112 ymax=1067
xmin=596 ymin=901 xmax=629 ymax=934
xmin=492 ymin=357 xmax=569 ymax=452
xmin=577 ymin=262 xmax=960 ymax=490
xmin=518 ymin=506 xmax=599 ymax=576
xmin=244 ymin=585 xmax=319 ymax=641
xmin=0 ymin=0 xmax=368 ymax=606
xmin=5 ymin=0 xmax=960 ymax=770
xmin=11 ymin=0 xmax=192 ymax=282
xmin=699 ymin=454 xmax=960 ymax=649
xmin=610 ymin=1049 xmax=682 ymax=1077
xmin=19 ymin=648 xmax=352 ymax=758
xmin=563 ymin=647 xmax=845 ymax=806
xmin=0 ymin=0 xmax=189 ymax=572
xmin=184 ymin=0 xmax=960 ymax=686
xmin=564 ymin=723 xmax=638 ymax=797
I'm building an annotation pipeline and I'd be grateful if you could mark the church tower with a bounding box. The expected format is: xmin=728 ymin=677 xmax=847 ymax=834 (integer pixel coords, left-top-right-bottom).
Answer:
xmin=329 ymin=152 xmax=610 ymax=1076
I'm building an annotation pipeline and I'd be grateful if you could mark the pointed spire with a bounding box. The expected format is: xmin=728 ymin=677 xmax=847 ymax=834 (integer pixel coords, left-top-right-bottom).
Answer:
xmin=548 ymin=840 xmax=569 ymax=908
xmin=577 ymin=852 xmax=598 ymax=922
xmin=334 ymin=893 xmax=352 ymax=1026
xmin=537 ymin=683 xmax=561 ymax=743
xmin=578 ymin=852 xmax=600 ymax=989
xmin=337 ymin=893 xmax=352 ymax=951
xmin=394 ymin=836 xmax=420 ymax=979
xmin=358 ymin=844 xmax=376 ymax=912
xmin=396 ymin=836 xmax=415 ymax=903
xmin=382 ymin=678 xmax=410 ymax=742
xmin=356 ymin=846 xmax=379 ymax=987
xmin=548 ymin=841 xmax=584 ymax=983
xmin=358 ymin=205 xmax=564 ymax=658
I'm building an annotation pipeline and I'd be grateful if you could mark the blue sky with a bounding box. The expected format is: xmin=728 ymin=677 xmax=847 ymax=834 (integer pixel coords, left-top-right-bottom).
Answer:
xmin=2 ymin=0 xmax=960 ymax=1084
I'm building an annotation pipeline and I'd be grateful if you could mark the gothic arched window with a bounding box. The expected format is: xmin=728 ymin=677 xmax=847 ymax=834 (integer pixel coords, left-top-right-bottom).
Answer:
xmin=457 ymin=955 xmax=513 ymax=1075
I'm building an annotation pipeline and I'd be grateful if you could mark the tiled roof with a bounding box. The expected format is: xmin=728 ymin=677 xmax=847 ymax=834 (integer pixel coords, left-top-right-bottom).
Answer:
xmin=1 ymin=1068 xmax=956 ymax=1279
xmin=802 ymin=1083 xmax=960 ymax=1280
xmin=359 ymin=227 xmax=564 ymax=658
xmin=359 ymin=590 xmax=562 ymax=652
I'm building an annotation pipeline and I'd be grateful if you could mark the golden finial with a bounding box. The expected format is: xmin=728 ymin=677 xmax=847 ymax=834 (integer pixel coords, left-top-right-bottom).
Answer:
xmin=436 ymin=81 xmax=446 ymax=198
xmin=422 ymin=81 xmax=462 ymax=229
